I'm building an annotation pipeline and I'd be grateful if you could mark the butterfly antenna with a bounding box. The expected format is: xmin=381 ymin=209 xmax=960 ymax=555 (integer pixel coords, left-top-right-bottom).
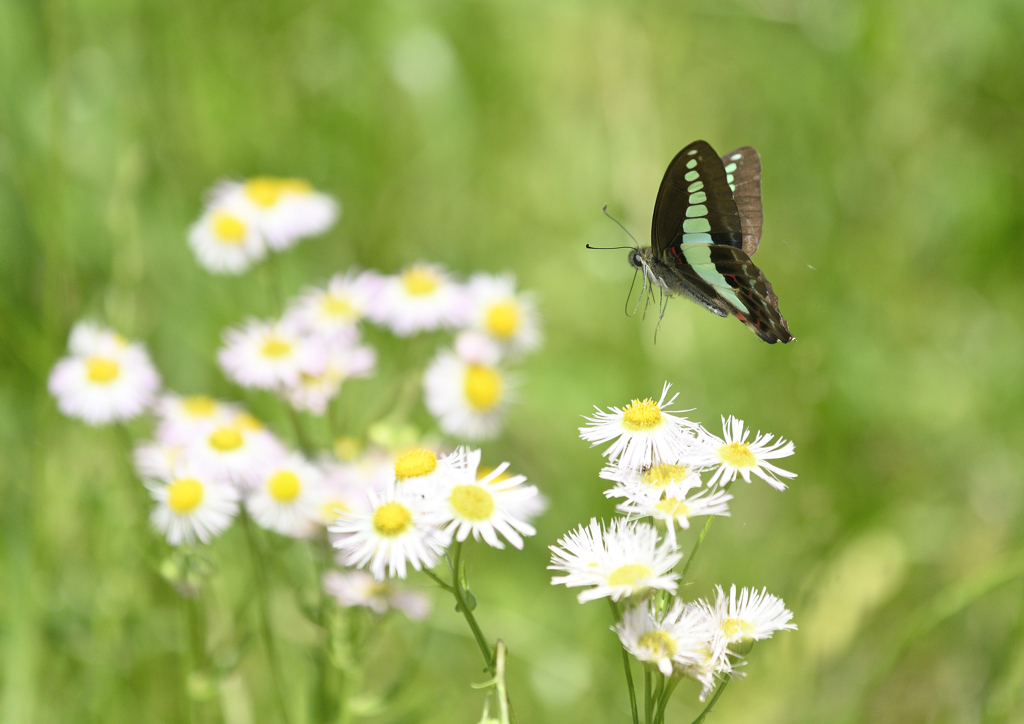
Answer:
xmin=601 ymin=205 xmax=640 ymax=248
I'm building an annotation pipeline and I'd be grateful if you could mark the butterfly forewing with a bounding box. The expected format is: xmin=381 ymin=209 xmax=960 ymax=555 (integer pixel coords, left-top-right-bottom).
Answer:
xmin=651 ymin=140 xmax=743 ymax=255
xmin=720 ymin=147 xmax=763 ymax=257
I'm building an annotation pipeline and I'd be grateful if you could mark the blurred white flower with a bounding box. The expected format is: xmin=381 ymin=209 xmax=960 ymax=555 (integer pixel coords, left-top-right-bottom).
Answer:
xmin=322 ymin=570 xmax=432 ymax=620
xmin=48 ymin=321 xmax=161 ymax=425
xmin=155 ymin=393 xmax=240 ymax=445
xmin=549 ymin=518 xmax=681 ymax=603
xmin=218 ymin=318 xmax=327 ymax=390
xmin=247 ymin=452 xmax=324 ymax=537
xmin=423 ymin=350 xmax=511 ymax=440
xmin=186 ymin=410 xmax=285 ymax=488
xmin=147 ymin=463 xmax=239 ymax=545
xmin=314 ymin=459 xmax=377 ymax=525
xmin=391 ymin=447 xmax=451 ymax=500
xmin=436 ymin=448 xmax=540 ymax=550
xmin=188 ymin=201 xmax=265 ymax=275
xmin=615 ymin=600 xmax=717 ymax=677
xmin=579 ymin=382 xmax=699 ymax=470
xmin=331 ymin=484 xmax=450 ymax=580
xmin=281 ymin=340 xmax=376 ymax=415
xmin=369 ymin=262 xmax=466 ymax=336
xmin=213 ymin=177 xmax=339 ymax=251
xmin=285 ymin=270 xmax=380 ymax=341
xmin=466 ymin=272 xmax=541 ymax=356
xmin=697 ymin=416 xmax=796 ymax=491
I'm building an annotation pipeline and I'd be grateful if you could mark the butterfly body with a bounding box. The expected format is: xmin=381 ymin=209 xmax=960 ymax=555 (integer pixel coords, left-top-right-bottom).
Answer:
xmin=633 ymin=140 xmax=794 ymax=344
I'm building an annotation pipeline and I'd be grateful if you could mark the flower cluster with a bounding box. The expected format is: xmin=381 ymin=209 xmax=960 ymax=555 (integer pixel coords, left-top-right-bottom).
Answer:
xmin=189 ymin=177 xmax=340 ymax=274
xmin=550 ymin=383 xmax=796 ymax=701
xmin=329 ymin=446 xmax=544 ymax=580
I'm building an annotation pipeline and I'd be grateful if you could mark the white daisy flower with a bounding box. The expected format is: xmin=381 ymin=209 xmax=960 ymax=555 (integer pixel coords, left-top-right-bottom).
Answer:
xmin=187 ymin=201 xmax=265 ymax=275
xmin=616 ymin=488 xmax=733 ymax=547
xmin=700 ymin=584 xmax=796 ymax=655
xmin=48 ymin=322 xmax=161 ymax=425
xmin=677 ymin=631 xmax=737 ymax=702
xmin=284 ymin=270 xmax=381 ymax=341
xmin=281 ymin=341 xmax=376 ymax=415
xmin=186 ymin=411 xmax=285 ymax=488
xmin=476 ymin=463 xmax=548 ymax=522
xmin=466 ymin=272 xmax=542 ymax=355
xmin=369 ymin=262 xmax=466 ymax=336
xmin=218 ymin=318 xmax=327 ymax=390
xmin=436 ymin=447 xmax=539 ymax=550
xmin=134 ymin=439 xmax=187 ymax=479
xmin=601 ymin=461 xmax=704 ymax=502
xmin=548 ymin=519 xmax=681 ymax=603
xmin=698 ymin=416 xmax=796 ymax=491
xmin=453 ymin=330 xmax=503 ymax=366
xmin=147 ymin=464 xmax=240 ymax=545
xmin=423 ymin=349 xmax=511 ymax=440
xmin=330 ymin=484 xmax=450 ymax=580
xmin=322 ymin=570 xmax=432 ymax=620
xmin=579 ymin=382 xmax=699 ymax=470
xmin=247 ymin=452 xmax=324 ymax=537
xmin=615 ymin=600 xmax=717 ymax=676
xmin=216 ymin=177 xmax=339 ymax=251
xmin=155 ymin=393 xmax=240 ymax=445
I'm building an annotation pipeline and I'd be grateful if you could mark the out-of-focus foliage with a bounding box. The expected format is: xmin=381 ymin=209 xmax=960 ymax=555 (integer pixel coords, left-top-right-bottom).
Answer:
xmin=3 ymin=0 xmax=1024 ymax=722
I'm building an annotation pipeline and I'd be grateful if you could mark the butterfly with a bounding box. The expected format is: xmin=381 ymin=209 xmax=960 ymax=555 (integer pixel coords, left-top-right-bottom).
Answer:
xmin=628 ymin=140 xmax=794 ymax=344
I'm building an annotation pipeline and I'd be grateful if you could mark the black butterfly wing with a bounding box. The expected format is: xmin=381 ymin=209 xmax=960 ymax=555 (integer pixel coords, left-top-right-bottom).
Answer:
xmin=651 ymin=140 xmax=743 ymax=255
xmin=720 ymin=147 xmax=763 ymax=257
xmin=650 ymin=140 xmax=792 ymax=343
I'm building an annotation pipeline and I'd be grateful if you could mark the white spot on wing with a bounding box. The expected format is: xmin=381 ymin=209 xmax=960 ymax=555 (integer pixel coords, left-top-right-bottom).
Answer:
xmin=687 ymin=148 xmax=698 ymax=156
xmin=687 ymin=181 xmax=703 ymax=192
xmin=686 ymin=159 xmax=698 ymax=170
xmin=724 ymin=162 xmax=737 ymax=173
xmin=682 ymin=233 xmax=713 ymax=243
xmin=682 ymin=245 xmax=749 ymax=314
xmin=683 ymin=217 xmax=711 ymax=233
xmin=685 ymin=204 xmax=708 ymax=218
xmin=731 ymin=153 xmax=742 ymax=161
xmin=688 ymin=191 xmax=707 ymax=204
xmin=684 ymin=170 xmax=699 ymax=182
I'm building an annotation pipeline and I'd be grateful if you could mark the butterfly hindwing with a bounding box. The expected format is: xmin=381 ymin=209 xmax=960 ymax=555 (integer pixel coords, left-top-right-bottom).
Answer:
xmin=671 ymin=243 xmax=793 ymax=344
xmin=720 ymin=147 xmax=763 ymax=257
xmin=651 ymin=140 xmax=743 ymax=255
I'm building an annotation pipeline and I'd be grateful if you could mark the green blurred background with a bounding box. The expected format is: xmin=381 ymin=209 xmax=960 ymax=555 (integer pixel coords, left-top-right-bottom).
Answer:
xmin=4 ymin=0 xmax=1024 ymax=722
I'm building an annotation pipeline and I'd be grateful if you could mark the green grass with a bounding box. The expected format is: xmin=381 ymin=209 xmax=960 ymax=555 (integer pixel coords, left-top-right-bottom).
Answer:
xmin=3 ymin=0 xmax=1024 ymax=722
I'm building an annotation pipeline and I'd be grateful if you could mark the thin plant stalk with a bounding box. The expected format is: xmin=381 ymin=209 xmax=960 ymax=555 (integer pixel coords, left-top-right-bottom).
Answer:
xmin=686 ymin=678 xmax=728 ymax=724
xmin=240 ymin=510 xmax=292 ymax=724
xmin=608 ymin=599 xmax=639 ymax=724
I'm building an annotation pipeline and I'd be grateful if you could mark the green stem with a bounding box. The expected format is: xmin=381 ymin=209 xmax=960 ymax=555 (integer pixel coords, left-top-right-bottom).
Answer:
xmin=681 ymin=515 xmax=715 ymax=581
xmin=688 ymin=678 xmax=729 ymax=724
xmin=451 ymin=543 xmax=495 ymax=672
xmin=608 ymin=599 xmax=639 ymax=724
xmin=644 ymin=669 xmax=653 ymax=724
xmin=241 ymin=511 xmax=292 ymax=724
xmin=283 ymin=403 xmax=314 ymax=455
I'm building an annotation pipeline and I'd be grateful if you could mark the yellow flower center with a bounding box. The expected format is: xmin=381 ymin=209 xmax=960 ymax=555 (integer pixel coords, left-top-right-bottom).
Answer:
xmin=621 ymin=398 xmax=662 ymax=432
xmin=244 ymin=177 xmax=285 ymax=207
xmin=333 ymin=436 xmax=361 ymax=461
xmin=279 ymin=178 xmax=313 ymax=195
xmin=464 ymin=364 xmax=502 ymax=411
xmin=485 ymin=300 xmax=521 ymax=339
xmin=209 ymin=426 xmax=244 ymax=452
xmin=320 ymin=293 xmax=357 ymax=320
xmin=718 ymin=442 xmax=756 ymax=469
xmin=393 ymin=448 xmax=437 ymax=481
xmin=211 ymin=211 xmax=248 ymax=244
xmin=268 ymin=471 xmax=301 ymax=502
xmin=401 ymin=266 xmax=440 ymax=296
xmin=182 ymin=395 xmax=217 ymax=417
xmin=721 ymin=617 xmax=755 ymax=641
xmin=372 ymin=501 xmax=413 ymax=537
xmin=638 ymin=630 xmax=677 ymax=658
xmin=642 ymin=464 xmax=689 ymax=490
xmin=449 ymin=484 xmax=495 ymax=521
xmin=234 ymin=413 xmax=263 ymax=431
xmin=261 ymin=335 xmax=293 ymax=358
xmin=85 ymin=356 xmax=120 ymax=383
xmin=654 ymin=497 xmax=691 ymax=519
xmin=607 ymin=563 xmax=652 ymax=588
xmin=167 ymin=478 xmax=204 ymax=514
xmin=319 ymin=497 xmax=350 ymax=523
